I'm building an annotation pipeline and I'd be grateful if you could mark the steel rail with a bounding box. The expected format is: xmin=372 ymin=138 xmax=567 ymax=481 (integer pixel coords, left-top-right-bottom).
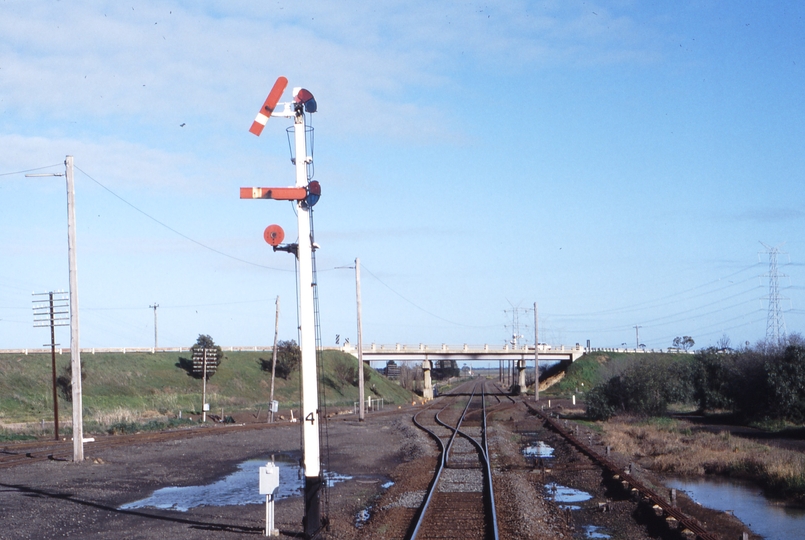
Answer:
xmin=0 ymin=420 xmax=296 ymax=469
xmin=524 ymin=402 xmax=718 ymax=540
xmin=409 ymin=380 xmax=499 ymax=540
xmin=481 ymin=384 xmax=500 ymax=539
xmin=408 ymin=383 xmax=463 ymax=537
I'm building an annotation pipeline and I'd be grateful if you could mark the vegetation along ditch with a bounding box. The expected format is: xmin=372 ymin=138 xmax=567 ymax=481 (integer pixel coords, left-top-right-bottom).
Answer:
xmin=546 ymin=337 xmax=805 ymax=504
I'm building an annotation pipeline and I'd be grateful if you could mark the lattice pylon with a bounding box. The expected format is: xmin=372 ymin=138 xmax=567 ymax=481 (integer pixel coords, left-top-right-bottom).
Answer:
xmin=760 ymin=242 xmax=787 ymax=346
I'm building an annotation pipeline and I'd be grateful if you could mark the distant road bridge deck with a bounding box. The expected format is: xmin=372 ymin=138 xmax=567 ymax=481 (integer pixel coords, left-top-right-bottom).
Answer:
xmin=332 ymin=344 xmax=585 ymax=364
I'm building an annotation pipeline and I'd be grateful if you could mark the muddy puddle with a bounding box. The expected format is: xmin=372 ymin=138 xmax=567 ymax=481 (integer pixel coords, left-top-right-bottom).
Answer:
xmin=522 ymin=440 xmax=554 ymax=458
xmin=120 ymin=455 xmax=351 ymax=512
xmin=545 ymin=482 xmax=592 ymax=510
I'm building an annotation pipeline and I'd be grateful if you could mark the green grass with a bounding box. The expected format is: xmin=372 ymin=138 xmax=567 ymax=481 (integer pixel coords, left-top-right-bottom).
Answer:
xmin=0 ymin=350 xmax=416 ymax=426
xmin=0 ymin=430 xmax=37 ymax=442
xmin=107 ymin=417 xmax=199 ymax=435
xmin=546 ymin=351 xmax=694 ymax=396
xmin=546 ymin=354 xmax=604 ymax=395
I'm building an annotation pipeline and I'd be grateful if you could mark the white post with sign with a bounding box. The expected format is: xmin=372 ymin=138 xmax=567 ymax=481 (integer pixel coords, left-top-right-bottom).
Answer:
xmin=259 ymin=461 xmax=280 ymax=536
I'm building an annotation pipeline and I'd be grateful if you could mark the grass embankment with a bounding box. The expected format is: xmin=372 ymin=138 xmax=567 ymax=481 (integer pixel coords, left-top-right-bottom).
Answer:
xmin=602 ymin=417 xmax=805 ymax=502
xmin=546 ymin=352 xmax=692 ymax=396
xmin=0 ymin=349 xmax=416 ymax=437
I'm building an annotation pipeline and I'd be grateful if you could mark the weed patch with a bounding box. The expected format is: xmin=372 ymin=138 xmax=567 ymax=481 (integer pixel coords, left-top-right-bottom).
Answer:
xmin=0 ymin=430 xmax=37 ymax=442
xmin=603 ymin=417 xmax=805 ymax=502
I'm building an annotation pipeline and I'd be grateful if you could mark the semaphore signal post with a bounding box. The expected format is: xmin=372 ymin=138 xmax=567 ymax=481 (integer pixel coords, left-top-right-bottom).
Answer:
xmin=241 ymin=76 xmax=324 ymax=538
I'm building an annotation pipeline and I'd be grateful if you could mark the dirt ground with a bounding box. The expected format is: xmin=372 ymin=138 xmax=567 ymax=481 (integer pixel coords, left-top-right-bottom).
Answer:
xmin=0 ymin=401 xmax=757 ymax=539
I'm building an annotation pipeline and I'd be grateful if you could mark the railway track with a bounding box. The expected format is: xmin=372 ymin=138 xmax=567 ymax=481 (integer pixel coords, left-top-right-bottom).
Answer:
xmin=0 ymin=421 xmax=290 ymax=469
xmin=408 ymin=379 xmax=499 ymax=540
xmin=523 ymin=401 xmax=720 ymax=540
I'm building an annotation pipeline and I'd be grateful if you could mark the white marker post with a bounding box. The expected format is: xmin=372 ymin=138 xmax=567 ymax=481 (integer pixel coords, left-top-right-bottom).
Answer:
xmin=290 ymin=98 xmax=323 ymax=537
xmin=259 ymin=461 xmax=280 ymax=536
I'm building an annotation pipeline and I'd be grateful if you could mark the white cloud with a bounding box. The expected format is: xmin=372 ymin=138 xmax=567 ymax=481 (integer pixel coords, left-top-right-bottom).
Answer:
xmin=0 ymin=1 xmax=656 ymax=143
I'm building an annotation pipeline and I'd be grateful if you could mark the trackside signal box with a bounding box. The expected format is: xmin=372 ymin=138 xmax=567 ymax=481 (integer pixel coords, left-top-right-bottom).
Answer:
xmin=260 ymin=462 xmax=280 ymax=495
xmin=260 ymin=461 xmax=280 ymax=536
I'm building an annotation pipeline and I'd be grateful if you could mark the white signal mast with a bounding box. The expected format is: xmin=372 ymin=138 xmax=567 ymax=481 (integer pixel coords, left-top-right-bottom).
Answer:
xmin=241 ymin=77 xmax=324 ymax=538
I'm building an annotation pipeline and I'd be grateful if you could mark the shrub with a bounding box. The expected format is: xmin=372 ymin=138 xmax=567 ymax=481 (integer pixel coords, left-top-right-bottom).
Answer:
xmin=585 ymin=384 xmax=616 ymax=420
xmin=260 ymin=340 xmax=300 ymax=380
xmin=585 ymin=354 xmax=693 ymax=419
xmin=692 ymin=347 xmax=735 ymax=412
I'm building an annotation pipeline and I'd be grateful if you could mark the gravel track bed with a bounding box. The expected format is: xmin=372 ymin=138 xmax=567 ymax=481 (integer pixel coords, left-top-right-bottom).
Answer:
xmin=438 ymin=468 xmax=483 ymax=493
xmin=2 ymin=393 xmax=757 ymax=539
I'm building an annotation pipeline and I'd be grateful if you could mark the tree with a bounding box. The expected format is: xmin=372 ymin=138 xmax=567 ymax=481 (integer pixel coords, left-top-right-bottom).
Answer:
xmin=691 ymin=347 xmax=735 ymax=412
xmin=191 ymin=334 xmax=223 ymax=380
xmin=672 ymin=336 xmax=695 ymax=352
xmin=260 ymin=340 xmax=300 ymax=380
xmin=56 ymin=362 xmax=86 ymax=402
xmin=585 ymin=355 xmax=694 ymax=420
xmin=763 ymin=345 xmax=805 ymax=422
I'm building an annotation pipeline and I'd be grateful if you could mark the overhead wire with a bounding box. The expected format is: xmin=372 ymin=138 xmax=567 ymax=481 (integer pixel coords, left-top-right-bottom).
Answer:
xmin=82 ymin=298 xmax=279 ymax=310
xmin=545 ymin=265 xmax=765 ymax=341
xmin=359 ymin=263 xmax=500 ymax=329
xmin=652 ymin=311 xmax=766 ymax=345
xmin=553 ymin=263 xmax=763 ymax=318
xmin=0 ymin=164 xmax=63 ymax=177
xmin=74 ymin=165 xmax=293 ymax=272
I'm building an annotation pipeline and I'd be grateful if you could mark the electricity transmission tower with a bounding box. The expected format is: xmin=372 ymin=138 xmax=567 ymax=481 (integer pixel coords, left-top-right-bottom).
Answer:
xmin=760 ymin=242 xmax=787 ymax=346
xmin=504 ymin=302 xmax=531 ymax=348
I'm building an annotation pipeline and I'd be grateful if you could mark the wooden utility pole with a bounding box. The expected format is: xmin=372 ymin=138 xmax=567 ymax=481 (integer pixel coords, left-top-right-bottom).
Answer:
xmin=26 ymin=158 xmax=82 ymax=453
xmin=65 ymin=156 xmax=84 ymax=462
xmin=49 ymin=294 xmax=59 ymax=439
xmin=534 ymin=302 xmax=539 ymax=401
xmin=149 ymin=303 xmax=159 ymax=349
xmin=355 ymin=257 xmax=365 ymax=421
xmin=269 ymin=296 xmax=279 ymax=423
xmin=34 ymin=291 xmax=68 ymax=440
xmin=34 ymin=292 xmax=69 ymax=440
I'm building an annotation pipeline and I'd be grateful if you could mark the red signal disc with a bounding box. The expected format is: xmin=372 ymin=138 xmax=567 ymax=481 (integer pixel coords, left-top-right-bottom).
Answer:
xmin=264 ymin=224 xmax=285 ymax=247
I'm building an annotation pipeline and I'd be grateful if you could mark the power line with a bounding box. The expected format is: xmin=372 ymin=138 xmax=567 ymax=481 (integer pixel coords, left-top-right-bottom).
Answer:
xmin=360 ymin=263 xmax=498 ymax=329
xmin=553 ymin=262 xmax=762 ymax=318
xmin=0 ymin=164 xmax=63 ymax=177
xmin=74 ymin=165 xmax=292 ymax=272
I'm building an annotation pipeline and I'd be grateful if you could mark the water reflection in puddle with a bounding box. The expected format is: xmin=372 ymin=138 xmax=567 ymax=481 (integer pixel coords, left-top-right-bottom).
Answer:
xmin=355 ymin=479 xmax=395 ymax=528
xmin=583 ymin=524 xmax=611 ymax=538
xmin=120 ymin=456 xmax=351 ymax=512
xmin=667 ymin=476 xmax=805 ymax=540
xmin=546 ymin=482 xmax=592 ymax=510
xmin=523 ymin=441 xmax=554 ymax=458
xmin=355 ymin=508 xmax=371 ymax=527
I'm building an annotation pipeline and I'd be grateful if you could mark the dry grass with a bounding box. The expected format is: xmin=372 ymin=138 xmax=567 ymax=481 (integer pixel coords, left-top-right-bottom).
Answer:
xmin=603 ymin=418 xmax=805 ymax=501
xmin=89 ymin=407 xmax=165 ymax=426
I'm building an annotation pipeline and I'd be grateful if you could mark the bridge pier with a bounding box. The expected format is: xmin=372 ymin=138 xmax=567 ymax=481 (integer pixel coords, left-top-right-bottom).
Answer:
xmin=422 ymin=359 xmax=433 ymax=400
xmin=512 ymin=358 xmax=527 ymax=395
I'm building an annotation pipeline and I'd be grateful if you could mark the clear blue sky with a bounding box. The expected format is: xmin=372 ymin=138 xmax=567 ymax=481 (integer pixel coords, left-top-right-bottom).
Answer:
xmin=1 ymin=1 xmax=804 ymax=351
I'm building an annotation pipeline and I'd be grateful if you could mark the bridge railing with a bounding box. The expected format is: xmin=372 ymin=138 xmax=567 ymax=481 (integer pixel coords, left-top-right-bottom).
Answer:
xmin=337 ymin=343 xmax=585 ymax=353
